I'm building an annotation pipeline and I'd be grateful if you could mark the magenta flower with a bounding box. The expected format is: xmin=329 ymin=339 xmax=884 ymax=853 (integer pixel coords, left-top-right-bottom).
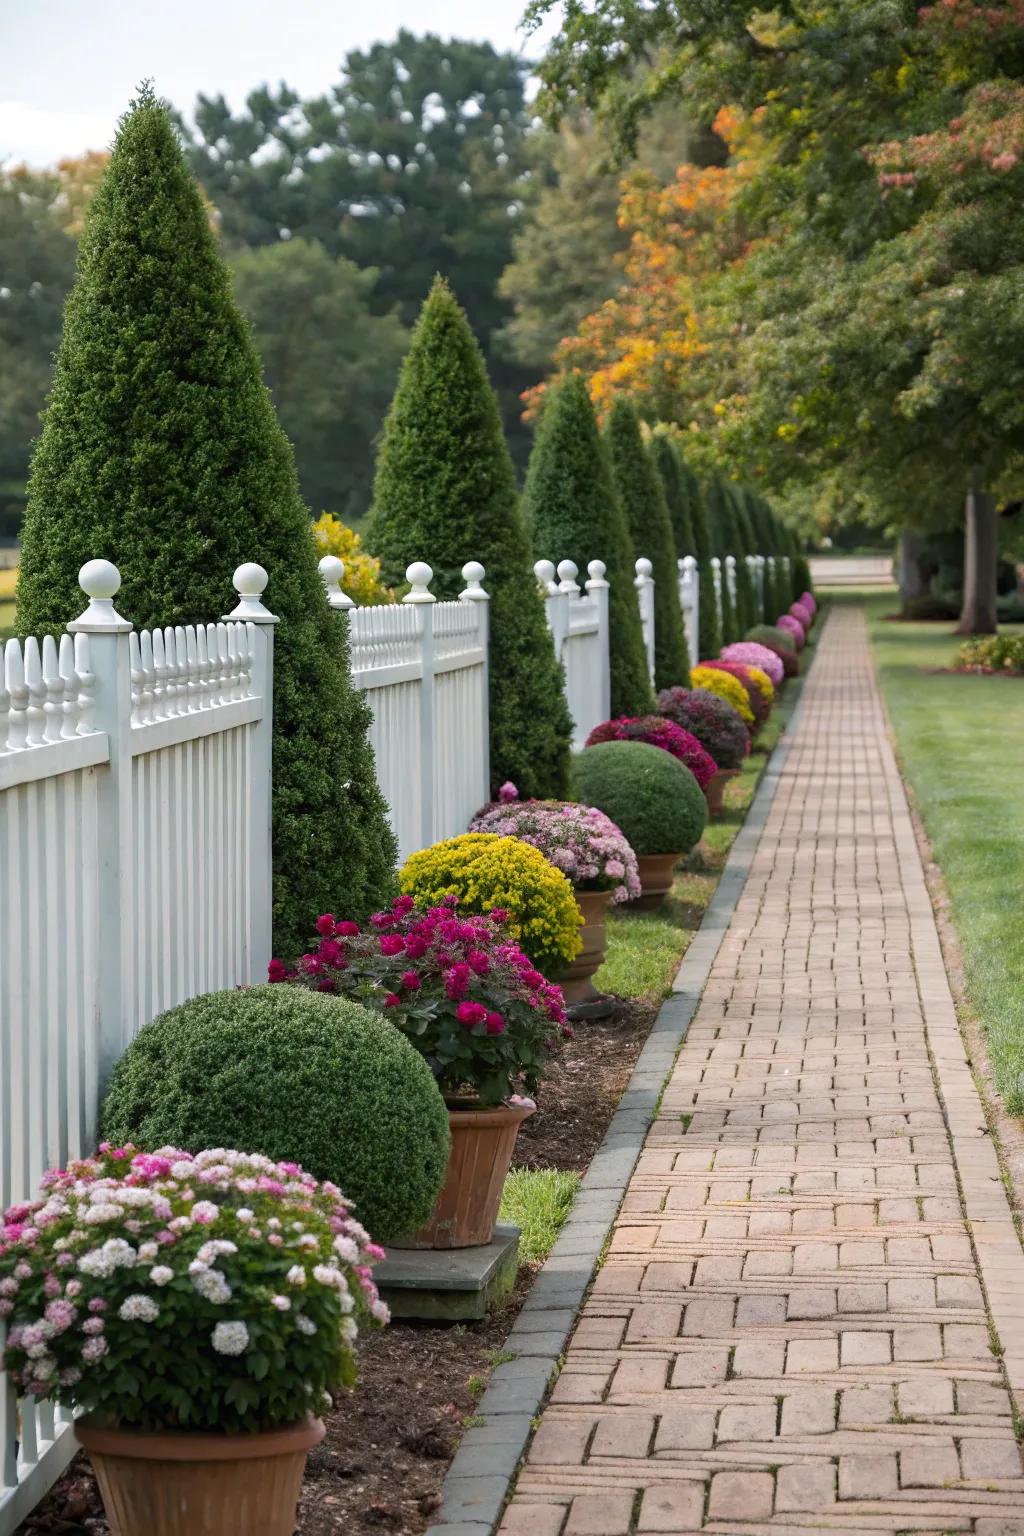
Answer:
xmin=379 ymin=934 xmax=405 ymax=957
xmin=497 ymin=781 xmax=518 ymax=802
xmin=456 ymin=1001 xmax=488 ymax=1027
xmin=315 ymin=914 xmax=336 ymax=936
xmin=335 ymin=920 xmax=361 ymax=937
xmin=485 ymin=1012 xmax=505 ymax=1035
xmin=400 ymin=970 xmax=421 ymax=991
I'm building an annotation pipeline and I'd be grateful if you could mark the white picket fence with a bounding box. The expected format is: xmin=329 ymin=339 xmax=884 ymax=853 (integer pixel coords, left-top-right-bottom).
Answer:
xmin=533 ymin=559 xmax=611 ymax=750
xmin=321 ymin=557 xmax=490 ymax=865
xmin=0 ymin=559 xmax=276 ymax=1530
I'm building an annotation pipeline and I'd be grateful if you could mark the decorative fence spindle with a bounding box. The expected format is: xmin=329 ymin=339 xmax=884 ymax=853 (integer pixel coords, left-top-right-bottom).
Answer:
xmin=634 ymin=557 xmax=656 ymax=685
xmin=677 ymin=556 xmax=700 ymax=668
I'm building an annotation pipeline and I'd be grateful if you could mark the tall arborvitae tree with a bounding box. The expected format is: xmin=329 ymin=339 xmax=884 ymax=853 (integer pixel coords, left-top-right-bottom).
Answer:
xmin=725 ymin=485 xmax=759 ymax=632
xmin=16 ymin=89 xmax=396 ymax=960
xmin=603 ymin=398 xmax=690 ymax=691
xmin=521 ymin=374 xmax=653 ymax=717
xmin=650 ymin=435 xmax=717 ymax=666
xmin=369 ymin=279 xmax=573 ymax=797
xmin=680 ymin=453 xmax=721 ymax=659
xmin=703 ymin=480 xmax=739 ymax=646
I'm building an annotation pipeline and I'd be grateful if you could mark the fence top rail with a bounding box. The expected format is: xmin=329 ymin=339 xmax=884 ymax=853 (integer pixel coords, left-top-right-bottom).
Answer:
xmin=1 ymin=631 xmax=98 ymax=762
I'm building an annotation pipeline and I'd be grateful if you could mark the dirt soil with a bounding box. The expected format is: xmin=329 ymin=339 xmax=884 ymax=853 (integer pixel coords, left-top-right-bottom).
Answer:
xmin=18 ymin=1000 xmax=658 ymax=1536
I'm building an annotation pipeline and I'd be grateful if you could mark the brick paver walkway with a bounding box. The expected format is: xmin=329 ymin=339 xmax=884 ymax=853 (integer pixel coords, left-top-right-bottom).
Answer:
xmin=500 ymin=606 xmax=1024 ymax=1535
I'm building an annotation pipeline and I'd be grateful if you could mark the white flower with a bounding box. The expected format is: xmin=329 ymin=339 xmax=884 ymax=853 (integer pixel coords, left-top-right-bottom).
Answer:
xmin=286 ymin=1265 xmax=306 ymax=1287
xmin=270 ymin=1294 xmax=291 ymax=1311
xmin=333 ymin=1235 xmax=358 ymax=1264
xmin=371 ymin=1299 xmax=390 ymax=1324
xmin=211 ymin=1320 xmax=249 ymax=1356
xmin=296 ymin=1234 xmax=318 ymax=1249
xmin=136 ymin=1242 xmax=159 ymax=1263
xmin=170 ymin=1160 xmax=195 ymax=1179
xmin=190 ymin=1267 xmax=232 ymax=1305
xmin=235 ymin=1207 xmax=254 ymax=1223
xmin=196 ymin=1239 xmax=237 ymax=1265
xmin=78 ymin=1238 xmax=136 ymax=1277
xmin=149 ymin=1266 xmax=174 ymax=1287
xmin=340 ymin=1317 xmax=358 ymax=1343
xmin=191 ymin=1201 xmax=220 ymax=1223
xmin=295 ymin=1314 xmax=317 ymax=1336
xmin=118 ymin=1295 xmax=160 ymax=1323
xmin=83 ymin=1203 xmax=123 ymax=1224
xmin=313 ymin=1264 xmax=343 ymax=1289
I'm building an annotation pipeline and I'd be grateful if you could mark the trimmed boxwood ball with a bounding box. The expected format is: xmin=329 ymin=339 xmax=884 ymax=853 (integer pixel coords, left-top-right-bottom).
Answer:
xmin=571 ymin=741 xmax=707 ymax=858
xmin=99 ymin=986 xmax=451 ymax=1244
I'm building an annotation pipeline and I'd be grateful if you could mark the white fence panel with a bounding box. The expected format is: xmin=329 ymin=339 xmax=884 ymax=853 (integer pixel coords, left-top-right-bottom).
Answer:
xmin=0 ymin=560 xmax=275 ymax=1534
xmin=534 ymin=559 xmax=610 ymax=749
xmin=677 ymin=556 xmax=699 ymax=668
xmin=342 ymin=560 xmax=489 ymax=863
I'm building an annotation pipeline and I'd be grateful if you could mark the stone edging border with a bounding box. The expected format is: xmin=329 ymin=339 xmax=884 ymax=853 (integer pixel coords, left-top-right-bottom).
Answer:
xmin=425 ymin=675 xmax=812 ymax=1536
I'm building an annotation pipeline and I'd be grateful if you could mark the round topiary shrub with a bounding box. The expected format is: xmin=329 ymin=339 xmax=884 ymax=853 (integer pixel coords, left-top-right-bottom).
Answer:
xmin=585 ymin=714 xmax=718 ymax=789
xmin=571 ymin=741 xmax=707 ymax=857
xmin=399 ymin=833 xmax=582 ymax=978
xmin=720 ymin=641 xmax=785 ymax=689
xmin=656 ymin=686 xmax=750 ymax=770
xmin=99 ymin=986 xmax=451 ymax=1244
xmin=776 ymin=614 xmax=806 ymax=649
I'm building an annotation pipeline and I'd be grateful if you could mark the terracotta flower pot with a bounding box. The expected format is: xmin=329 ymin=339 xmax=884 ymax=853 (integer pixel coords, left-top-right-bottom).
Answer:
xmin=392 ymin=1101 xmax=535 ymax=1249
xmin=75 ymin=1416 xmax=324 ymax=1536
xmin=704 ymin=766 xmax=740 ymax=817
xmin=560 ymin=889 xmax=613 ymax=1006
xmin=633 ymin=851 xmax=680 ymax=910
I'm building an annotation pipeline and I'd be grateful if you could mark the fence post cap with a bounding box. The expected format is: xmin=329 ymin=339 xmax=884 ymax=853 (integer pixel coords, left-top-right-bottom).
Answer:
xmin=67 ymin=559 xmax=132 ymax=633
xmin=586 ymin=559 xmax=608 ymax=587
xmin=225 ymin=562 xmax=278 ymax=624
xmin=319 ymin=554 xmax=355 ymax=610
xmin=460 ymin=561 xmax=489 ymax=601
xmin=556 ymin=558 xmax=580 ymax=593
xmin=403 ymin=562 xmax=436 ymax=603
xmin=681 ymin=554 xmax=698 ymax=571
xmin=634 ymin=556 xmax=654 ymax=584
xmin=533 ymin=558 xmax=557 ymax=592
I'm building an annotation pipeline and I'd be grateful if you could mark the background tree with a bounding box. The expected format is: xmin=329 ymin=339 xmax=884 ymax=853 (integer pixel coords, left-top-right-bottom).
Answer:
xmin=604 ymin=397 xmax=690 ymax=688
xmin=521 ymin=373 xmax=654 ymax=716
xmin=15 ymin=89 xmax=397 ymax=959
xmin=368 ymin=278 xmax=573 ymax=798
xmin=702 ymin=480 xmax=739 ymax=645
xmin=183 ymin=32 xmax=537 ymax=465
xmin=0 ymin=167 xmax=78 ymax=540
xmin=230 ymin=239 xmax=408 ymax=520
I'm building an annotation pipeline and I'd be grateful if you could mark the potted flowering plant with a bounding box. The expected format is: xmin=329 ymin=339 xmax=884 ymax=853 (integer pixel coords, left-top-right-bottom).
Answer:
xmin=656 ymin=686 xmax=750 ymax=816
xmin=0 ymin=1146 xmax=387 ymax=1536
xmin=468 ymin=785 xmax=640 ymax=1007
xmin=273 ymin=896 xmax=570 ymax=1248
xmin=584 ymin=715 xmax=718 ymax=791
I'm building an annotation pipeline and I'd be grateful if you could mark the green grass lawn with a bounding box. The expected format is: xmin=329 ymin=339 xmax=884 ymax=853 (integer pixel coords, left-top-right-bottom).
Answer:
xmin=594 ymin=638 xmax=814 ymax=1003
xmin=863 ymin=591 xmax=1024 ymax=1113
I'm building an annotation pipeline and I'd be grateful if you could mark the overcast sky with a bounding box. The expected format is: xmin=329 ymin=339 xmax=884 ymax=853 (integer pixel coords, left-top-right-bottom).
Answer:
xmin=2 ymin=0 xmax=560 ymax=166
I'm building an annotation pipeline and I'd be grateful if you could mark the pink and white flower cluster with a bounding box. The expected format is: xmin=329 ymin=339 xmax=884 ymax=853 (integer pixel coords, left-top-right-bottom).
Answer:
xmin=0 ymin=1146 xmax=387 ymax=1432
xmin=720 ymin=641 xmax=785 ymax=688
xmin=468 ymin=795 xmax=641 ymax=904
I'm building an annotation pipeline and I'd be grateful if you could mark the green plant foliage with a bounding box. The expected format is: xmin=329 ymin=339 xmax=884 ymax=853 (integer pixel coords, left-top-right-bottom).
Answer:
xmin=522 ymin=373 xmax=653 ymax=716
xmin=369 ymin=278 xmax=572 ymax=798
xmin=702 ymin=480 xmax=739 ymax=644
xmin=14 ymin=90 xmax=396 ymax=961
xmin=100 ymin=985 xmax=450 ymax=1244
xmin=399 ymin=832 xmax=582 ymax=977
xmin=604 ymin=398 xmax=690 ymax=689
xmin=727 ymin=488 xmax=760 ymax=629
xmin=571 ymin=739 xmax=707 ymax=857
xmin=499 ymin=1168 xmax=580 ymax=1261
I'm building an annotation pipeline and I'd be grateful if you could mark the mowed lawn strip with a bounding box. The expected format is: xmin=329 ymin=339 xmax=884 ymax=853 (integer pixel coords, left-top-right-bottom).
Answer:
xmin=864 ymin=591 xmax=1024 ymax=1111
xmin=594 ymin=632 xmax=814 ymax=1003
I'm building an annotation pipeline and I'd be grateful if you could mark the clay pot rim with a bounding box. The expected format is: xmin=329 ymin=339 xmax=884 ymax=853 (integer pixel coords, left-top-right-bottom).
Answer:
xmin=441 ymin=1100 xmax=536 ymax=1126
xmin=634 ymin=849 xmax=684 ymax=864
xmin=709 ymin=765 xmax=741 ymax=780
xmin=75 ymin=1414 xmax=325 ymax=1462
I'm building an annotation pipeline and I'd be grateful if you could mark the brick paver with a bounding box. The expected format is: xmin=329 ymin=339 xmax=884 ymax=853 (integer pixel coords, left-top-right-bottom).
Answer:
xmin=500 ymin=607 xmax=1024 ymax=1535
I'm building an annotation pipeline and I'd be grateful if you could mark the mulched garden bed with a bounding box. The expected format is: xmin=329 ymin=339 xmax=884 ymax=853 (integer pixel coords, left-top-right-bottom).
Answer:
xmin=17 ymin=1002 xmax=659 ymax=1536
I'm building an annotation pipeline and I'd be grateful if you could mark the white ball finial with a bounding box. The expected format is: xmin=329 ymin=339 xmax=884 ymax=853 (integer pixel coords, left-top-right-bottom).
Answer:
xmin=533 ymin=559 xmax=557 ymax=593
xmin=319 ymin=554 xmax=354 ymax=610
xmin=79 ymin=559 xmax=121 ymax=600
xmin=225 ymin=562 xmax=277 ymax=623
xmin=586 ymin=559 xmax=608 ymax=589
xmin=635 ymin=556 xmax=654 ymax=580
xmin=68 ymin=559 xmax=131 ymax=633
xmin=403 ymin=562 xmax=435 ymax=604
xmin=557 ymin=559 xmax=580 ymax=594
xmin=460 ymin=561 xmax=489 ymax=602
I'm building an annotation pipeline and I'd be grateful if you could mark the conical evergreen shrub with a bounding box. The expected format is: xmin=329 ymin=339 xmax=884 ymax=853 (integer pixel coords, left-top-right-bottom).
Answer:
xmin=603 ymin=399 xmax=690 ymax=691
xmin=680 ymin=455 xmax=722 ymax=659
xmin=650 ymin=435 xmax=720 ymax=663
xmin=725 ymin=485 xmax=758 ymax=632
xmin=369 ymin=279 xmax=572 ymax=798
xmin=521 ymin=374 xmax=653 ymax=717
xmin=16 ymin=89 xmax=396 ymax=960
xmin=703 ymin=480 xmax=739 ymax=646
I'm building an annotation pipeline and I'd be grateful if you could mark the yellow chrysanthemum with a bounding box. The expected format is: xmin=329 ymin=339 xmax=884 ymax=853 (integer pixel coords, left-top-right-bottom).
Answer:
xmin=399 ymin=834 xmax=582 ymax=977
xmin=690 ymin=666 xmax=755 ymax=727
xmin=744 ymin=665 xmax=775 ymax=710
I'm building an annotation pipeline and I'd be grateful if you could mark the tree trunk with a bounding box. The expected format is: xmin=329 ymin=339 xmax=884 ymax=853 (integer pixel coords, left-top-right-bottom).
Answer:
xmin=956 ymin=478 xmax=999 ymax=634
xmin=897 ymin=528 xmax=929 ymax=613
